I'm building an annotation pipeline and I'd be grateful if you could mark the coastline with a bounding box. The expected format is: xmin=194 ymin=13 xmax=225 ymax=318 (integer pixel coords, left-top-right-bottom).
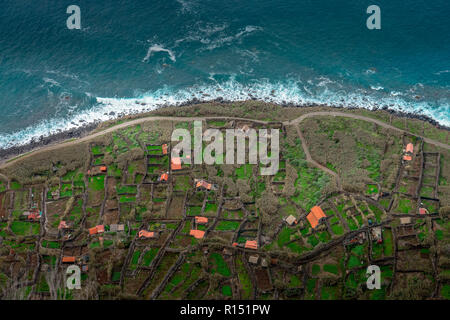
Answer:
xmin=0 ymin=99 xmax=447 ymax=164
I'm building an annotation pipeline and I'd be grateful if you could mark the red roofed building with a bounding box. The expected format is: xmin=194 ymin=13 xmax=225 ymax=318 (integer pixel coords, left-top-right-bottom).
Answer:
xmin=195 ymin=216 xmax=208 ymax=224
xmin=403 ymin=155 xmax=412 ymax=161
xmin=419 ymin=208 xmax=428 ymax=215
xmin=171 ymin=157 xmax=182 ymax=170
xmin=307 ymin=206 xmax=327 ymax=229
xmin=195 ymin=180 xmax=213 ymax=190
xmin=96 ymin=225 xmax=105 ymax=233
xmin=158 ymin=172 xmax=169 ymax=182
xmin=58 ymin=220 xmax=69 ymax=230
xmin=245 ymin=240 xmax=258 ymax=250
xmin=190 ymin=229 xmax=205 ymax=239
xmin=162 ymin=144 xmax=168 ymax=155
xmin=62 ymin=256 xmax=76 ymax=263
xmin=100 ymin=166 xmax=107 ymax=173
xmin=139 ymin=230 xmax=155 ymax=238
xmin=406 ymin=143 xmax=414 ymax=154
xmin=89 ymin=227 xmax=98 ymax=235
xmin=28 ymin=212 xmax=41 ymax=221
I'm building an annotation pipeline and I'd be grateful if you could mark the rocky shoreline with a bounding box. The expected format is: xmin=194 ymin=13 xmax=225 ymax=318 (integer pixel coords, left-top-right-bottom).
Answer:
xmin=0 ymin=100 xmax=447 ymax=163
xmin=0 ymin=122 xmax=99 ymax=163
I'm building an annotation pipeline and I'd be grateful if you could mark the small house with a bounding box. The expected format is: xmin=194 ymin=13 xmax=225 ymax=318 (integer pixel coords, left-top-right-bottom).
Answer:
xmin=285 ymin=215 xmax=297 ymax=226
xmin=419 ymin=208 xmax=428 ymax=215
xmin=306 ymin=206 xmax=326 ymax=229
xmin=245 ymin=240 xmax=258 ymax=250
xmin=158 ymin=172 xmax=169 ymax=182
xmin=195 ymin=216 xmax=208 ymax=224
xmin=248 ymin=255 xmax=259 ymax=265
xmin=406 ymin=143 xmax=414 ymax=154
xmin=171 ymin=157 xmax=182 ymax=171
xmin=96 ymin=225 xmax=105 ymax=233
xmin=195 ymin=179 xmax=216 ymax=191
xmin=62 ymin=256 xmax=76 ymax=263
xmin=100 ymin=166 xmax=107 ymax=173
xmin=110 ymin=224 xmax=124 ymax=232
xmin=190 ymin=229 xmax=205 ymax=239
xmin=139 ymin=230 xmax=155 ymax=239
xmin=89 ymin=227 xmax=97 ymax=235
xmin=58 ymin=220 xmax=70 ymax=230
xmin=28 ymin=212 xmax=41 ymax=221
xmin=162 ymin=144 xmax=168 ymax=155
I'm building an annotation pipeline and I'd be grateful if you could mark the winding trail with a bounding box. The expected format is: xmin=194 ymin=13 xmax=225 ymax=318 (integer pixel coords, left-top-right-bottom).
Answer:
xmin=0 ymin=111 xmax=448 ymax=171
xmin=294 ymin=123 xmax=342 ymax=189
xmin=286 ymin=111 xmax=450 ymax=150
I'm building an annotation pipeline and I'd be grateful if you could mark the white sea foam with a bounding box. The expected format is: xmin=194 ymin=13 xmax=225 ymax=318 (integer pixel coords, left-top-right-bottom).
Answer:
xmin=142 ymin=44 xmax=176 ymax=63
xmin=42 ymin=77 xmax=60 ymax=87
xmin=176 ymin=0 xmax=198 ymax=14
xmin=0 ymin=79 xmax=449 ymax=150
xmin=202 ymin=26 xmax=262 ymax=51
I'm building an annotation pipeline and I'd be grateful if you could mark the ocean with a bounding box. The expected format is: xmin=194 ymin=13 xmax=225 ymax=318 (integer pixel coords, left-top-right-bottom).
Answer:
xmin=0 ymin=0 xmax=449 ymax=149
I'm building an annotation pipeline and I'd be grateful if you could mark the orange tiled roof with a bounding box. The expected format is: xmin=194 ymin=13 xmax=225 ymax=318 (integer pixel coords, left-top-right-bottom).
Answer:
xmin=190 ymin=230 xmax=205 ymax=239
xmin=307 ymin=206 xmax=326 ymax=229
xmin=196 ymin=180 xmax=212 ymax=190
xmin=96 ymin=225 xmax=105 ymax=233
xmin=195 ymin=216 xmax=208 ymax=224
xmin=89 ymin=227 xmax=98 ymax=235
xmin=28 ymin=213 xmax=40 ymax=221
xmin=160 ymin=173 xmax=169 ymax=182
xmin=403 ymin=155 xmax=412 ymax=161
xmin=171 ymin=157 xmax=182 ymax=170
xmin=58 ymin=220 xmax=69 ymax=229
xmin=139 ymin=230 xmax=155 ymax=238
xmin=406 ymin=143 xmax=414 ymax=153
xmin=162 ymin=144 xmax=168 ymax=155
xmin=62 ymin=256 xmax=76 ymax=263
xmin=245 ymin=240 xmax=258 ymax=250
xmin=419 ymin=208 xmax=427 ymax=215
xmin=100 ymin=166 xmax=107 ymax=172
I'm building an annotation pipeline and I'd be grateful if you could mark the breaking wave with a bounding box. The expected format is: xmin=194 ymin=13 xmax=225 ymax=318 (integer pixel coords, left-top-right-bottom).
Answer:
xmin=143 ymin=44 xmax=177 ymax=63
xmin=0 ymin=78 xmax=448 ymax=150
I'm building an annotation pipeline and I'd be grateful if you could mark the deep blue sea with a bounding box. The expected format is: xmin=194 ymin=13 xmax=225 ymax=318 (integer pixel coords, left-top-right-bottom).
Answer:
xmin=0 ymin=0 xmax=449 ymax=148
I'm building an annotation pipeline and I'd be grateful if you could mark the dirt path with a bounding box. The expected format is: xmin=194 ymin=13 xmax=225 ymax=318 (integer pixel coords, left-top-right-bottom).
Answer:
xmin=1 ymin=111 xmax=449 ymax=170
xmin=0 ymin=116 xmax=267 ymax=169
xmin=286 ymin=111 xmax=450 ymax=150
xmin=294 ymin=124 xmax=342 ymax=189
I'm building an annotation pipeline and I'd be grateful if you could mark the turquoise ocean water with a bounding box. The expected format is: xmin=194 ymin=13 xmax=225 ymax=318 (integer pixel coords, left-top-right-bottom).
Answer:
xmin=0 ymin=0 xmax=449 ymax=148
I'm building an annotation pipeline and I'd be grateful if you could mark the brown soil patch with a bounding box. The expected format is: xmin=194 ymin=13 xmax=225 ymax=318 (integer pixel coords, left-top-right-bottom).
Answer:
xmin=167 ymin=196 xmax=184 ymax=219
xmin=104 ymin=209 xmax=119 ymax=225
xmin=255 ymin=267 xmax=272 ymax=291
xmin=106 ymin=178 xmax=117 ymax=198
